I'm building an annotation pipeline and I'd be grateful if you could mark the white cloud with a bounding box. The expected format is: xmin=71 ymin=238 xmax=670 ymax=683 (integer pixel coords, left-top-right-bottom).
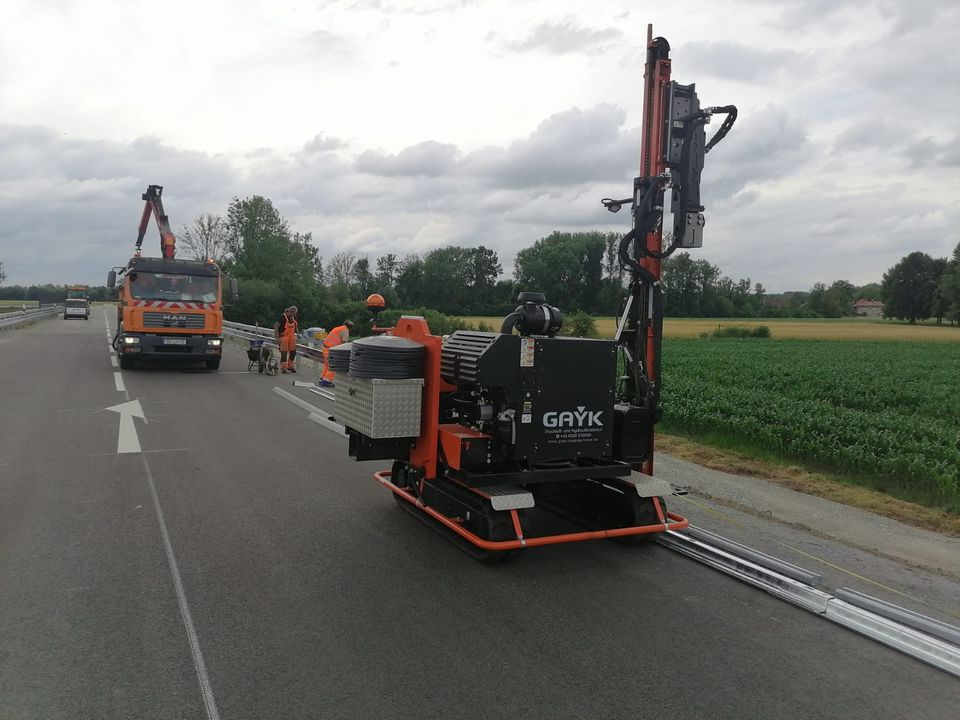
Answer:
xmin=502 ymin=20 xmax=623 ymax=55
xmin=0 ymin=0 xmax=958 ymax=293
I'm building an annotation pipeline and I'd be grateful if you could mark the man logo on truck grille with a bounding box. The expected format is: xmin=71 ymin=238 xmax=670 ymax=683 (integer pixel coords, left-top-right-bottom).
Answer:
xmin=163 ymin=314 xmax=186 ymax=326
xmin=543 ymin=406 xmax=603 ymax=428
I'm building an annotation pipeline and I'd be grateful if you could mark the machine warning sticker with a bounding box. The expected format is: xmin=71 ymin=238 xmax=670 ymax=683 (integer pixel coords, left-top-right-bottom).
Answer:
xmin=520 ymin=338 xmax=535 ymax=367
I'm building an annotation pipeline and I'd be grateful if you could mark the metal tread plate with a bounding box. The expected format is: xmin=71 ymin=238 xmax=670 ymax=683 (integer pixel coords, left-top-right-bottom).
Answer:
xmin=473 ymin=485 xmax=535 ymax=511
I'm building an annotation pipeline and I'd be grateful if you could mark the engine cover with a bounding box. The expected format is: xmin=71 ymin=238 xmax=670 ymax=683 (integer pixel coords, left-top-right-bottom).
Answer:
xmin=443 ymin=331 xmax=618 ymax=462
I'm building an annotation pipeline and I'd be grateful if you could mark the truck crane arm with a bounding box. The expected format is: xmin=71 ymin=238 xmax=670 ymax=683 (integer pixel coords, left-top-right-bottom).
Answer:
xmin=135 ymin=184 xmax=176 ymax=259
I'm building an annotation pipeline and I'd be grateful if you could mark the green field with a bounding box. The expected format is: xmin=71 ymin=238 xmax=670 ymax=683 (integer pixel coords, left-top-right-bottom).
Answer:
xmin=463 ymin=316 xmax=960 ymax=342
xmin=660 ymin=338 xmax=960 ymax=512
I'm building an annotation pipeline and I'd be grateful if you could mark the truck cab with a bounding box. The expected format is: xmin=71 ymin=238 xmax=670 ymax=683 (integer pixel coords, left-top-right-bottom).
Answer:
xmin=110 ymin=257 xmax=231 ymax=370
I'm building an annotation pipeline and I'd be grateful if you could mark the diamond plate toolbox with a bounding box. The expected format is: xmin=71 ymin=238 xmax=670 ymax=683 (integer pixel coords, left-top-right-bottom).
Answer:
xmin=335 ymin=376 xmax=424 ymax=438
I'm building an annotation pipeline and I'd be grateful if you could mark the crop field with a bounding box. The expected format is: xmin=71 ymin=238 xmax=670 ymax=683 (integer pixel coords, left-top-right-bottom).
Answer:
xmin=462 ymin=316 xmax=960 ymax=342
xmin=660 ymin=339 xmax=960 ymax=512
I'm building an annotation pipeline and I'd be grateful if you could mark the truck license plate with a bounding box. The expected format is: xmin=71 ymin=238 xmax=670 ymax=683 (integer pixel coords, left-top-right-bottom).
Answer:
xmin=163 ymin=338 xmax=187 ymax=345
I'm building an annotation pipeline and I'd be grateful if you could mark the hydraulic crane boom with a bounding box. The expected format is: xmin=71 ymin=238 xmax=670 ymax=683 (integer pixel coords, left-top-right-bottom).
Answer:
xmin=135 ymin=184 xmax=176 ymax=259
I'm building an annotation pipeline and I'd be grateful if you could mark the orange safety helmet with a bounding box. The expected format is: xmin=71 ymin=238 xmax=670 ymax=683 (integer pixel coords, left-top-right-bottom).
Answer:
xmin=366 ymin=293 xmax=386 ymax=310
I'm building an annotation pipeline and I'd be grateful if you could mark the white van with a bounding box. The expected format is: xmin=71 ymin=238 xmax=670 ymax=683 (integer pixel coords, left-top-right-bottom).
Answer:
xmin=64 ymin=299 xmax=90 ymax=320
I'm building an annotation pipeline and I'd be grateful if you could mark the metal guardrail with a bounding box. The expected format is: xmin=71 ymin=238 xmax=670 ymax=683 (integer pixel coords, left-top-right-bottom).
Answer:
xmin=222 ymin=320 xmax=325 ymax=360
xmin=0 ymin=305 xmax=62 ymax=331
xmin=656 ymin=529 xmax=960 ymax=678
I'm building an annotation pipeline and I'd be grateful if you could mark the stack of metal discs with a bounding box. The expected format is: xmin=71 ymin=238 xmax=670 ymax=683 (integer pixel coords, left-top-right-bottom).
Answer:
xmin=349 ymin=335 xmax=424 ymax=379
xmin=327 ymin=342 xmax=353 ymax=373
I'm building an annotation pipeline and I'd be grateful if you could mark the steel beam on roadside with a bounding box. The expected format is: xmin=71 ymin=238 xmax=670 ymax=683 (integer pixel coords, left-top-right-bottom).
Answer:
xmin=658 ymin=528 xmax=960 ymax=679
xmin=686 ymin=525 xmax=822 ymax=585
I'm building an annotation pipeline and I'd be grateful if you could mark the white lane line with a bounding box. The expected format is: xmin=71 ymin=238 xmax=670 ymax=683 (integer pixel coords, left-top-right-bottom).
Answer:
xmin=86 ymin=448 xmax=191 ymax=457
xmin=140 ymin=453 xmax=221 ymax=720
xmin=110 ymin=356 xmax=118 ymax=367
xmin=114 ymin=372 xmax=125 ymax=393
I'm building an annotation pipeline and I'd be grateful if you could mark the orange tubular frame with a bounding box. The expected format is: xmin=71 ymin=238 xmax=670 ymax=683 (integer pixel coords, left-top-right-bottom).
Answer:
xmin=374 ymin=471 xmax=689 ymax=551
xmin=392 ymin=317 xmax=455 ymax=480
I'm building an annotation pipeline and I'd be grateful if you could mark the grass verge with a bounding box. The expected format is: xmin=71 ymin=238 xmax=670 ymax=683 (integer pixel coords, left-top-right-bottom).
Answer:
xmin=656 ymin=431 xmax=960 ymax=537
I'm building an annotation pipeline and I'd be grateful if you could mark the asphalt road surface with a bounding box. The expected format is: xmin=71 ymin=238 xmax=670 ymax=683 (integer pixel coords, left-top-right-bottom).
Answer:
xmin=1 ymin=314 xmax=958 ymax=719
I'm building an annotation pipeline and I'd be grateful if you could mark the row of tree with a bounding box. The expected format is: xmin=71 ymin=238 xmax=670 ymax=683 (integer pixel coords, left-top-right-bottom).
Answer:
xmin=3 ymin=195 xmax=958 ymax=326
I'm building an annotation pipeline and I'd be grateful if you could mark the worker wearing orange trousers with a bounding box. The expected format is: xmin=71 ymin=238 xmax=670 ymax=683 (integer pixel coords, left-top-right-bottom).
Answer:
xmin=320 ymin=319 xmax=354 ymax=386
xmin=274 ymin=305 xmax=299 ymax=373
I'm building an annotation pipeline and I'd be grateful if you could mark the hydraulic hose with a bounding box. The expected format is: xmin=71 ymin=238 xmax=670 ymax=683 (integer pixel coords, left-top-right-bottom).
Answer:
xmin=705 ymin=105 xmax=737 ymax=153
xmin=500 ymin=312 xmax=521 ymax=334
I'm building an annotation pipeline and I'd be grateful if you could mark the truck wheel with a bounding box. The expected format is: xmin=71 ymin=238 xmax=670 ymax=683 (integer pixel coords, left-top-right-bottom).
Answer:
xmin=205 ymin=359 xmax=221 ymax=370
xmin=119 ymin=354 xmax=134 ymax=370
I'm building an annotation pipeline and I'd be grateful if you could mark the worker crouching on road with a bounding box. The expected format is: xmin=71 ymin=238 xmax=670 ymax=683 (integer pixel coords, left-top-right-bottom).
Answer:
xmin=274 ymin=305 xmax=299 ymax=374
xmin=320 ymin=319 xmax=354 ymax=386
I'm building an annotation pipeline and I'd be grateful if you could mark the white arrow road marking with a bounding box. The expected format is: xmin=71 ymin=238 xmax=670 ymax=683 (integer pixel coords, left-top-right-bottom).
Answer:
xmin=106 ymin=399 xmax=145 ymax=454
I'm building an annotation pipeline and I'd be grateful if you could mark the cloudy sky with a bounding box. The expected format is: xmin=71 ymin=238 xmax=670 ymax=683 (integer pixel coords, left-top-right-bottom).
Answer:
xmin=1 ymin=0 xmax=957 ymax=291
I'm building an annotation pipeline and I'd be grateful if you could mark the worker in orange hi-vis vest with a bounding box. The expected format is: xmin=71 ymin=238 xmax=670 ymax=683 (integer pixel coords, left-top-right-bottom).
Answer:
xmin=274 ymin=305 xmax=299 ymax=374
xmin=320 ymin=319 xmax=354 ymax=386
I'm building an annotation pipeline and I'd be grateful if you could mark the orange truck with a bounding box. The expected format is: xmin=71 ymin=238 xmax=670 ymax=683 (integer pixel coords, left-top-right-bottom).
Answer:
xmin=107 ymin=185 xmax=237 ymax=370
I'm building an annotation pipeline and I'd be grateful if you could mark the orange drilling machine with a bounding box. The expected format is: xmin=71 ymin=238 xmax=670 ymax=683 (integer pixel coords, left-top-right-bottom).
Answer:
xmin=336 ymin=27 xmax=736 ymax=559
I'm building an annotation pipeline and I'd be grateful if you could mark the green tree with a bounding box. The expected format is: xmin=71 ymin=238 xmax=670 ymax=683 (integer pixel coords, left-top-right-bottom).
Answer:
xmin=513 ymin=231 xmax=606 ymax=313
xmin=407 ymin=246 xmax=504 ymax=315
xmin=753 ymin=282 xmax=766 ymax=313
xmin=353 ymin=257 xmax=375 ymax=299
xmin=602 ymin=231 xmax=621 ymax=279
xmin=805 ymin=280 xmax=854 ymax=318
xmin=464 ymin=246 xmax=502 ymax=311
xmin=326 ymin=252 xmax=356 ymax=303
xmin=395 ymin=255 xmax=425 ymax=307
xmin=939 ymin=242 xmax=960 ymax=323
xmin=806 ymin=283 xmax=829 ymax=316
xmin=492 ymin=279 xmax=519 ymax=314
xmin=929 ymin=257 xmax=949 ymax=324
xmin=661 ymin=252 xmax=702 ymax=316
xmin=375 ymin=253 xmax=399 ymax=288
xmin=561 ymin=310 xmax=599 ymax=338
xmin=223 ymin=195 xmax=325 ymax=324
xmin=881 ymin=251 xmax=939 ymax=323
xmin=825 ymin=279 xmax=856 ymax=317
xmin=226 ymin=196 xmax=291 ymax=282
xmin=855 ymin=282 xmax=882 ymax=301
xmin=421 ymin=247 xmax=469 ymax=313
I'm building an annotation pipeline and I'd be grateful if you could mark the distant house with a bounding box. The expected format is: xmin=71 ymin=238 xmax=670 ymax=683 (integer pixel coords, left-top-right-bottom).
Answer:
xmin=853 ymin=299 xmax=884 ymax=317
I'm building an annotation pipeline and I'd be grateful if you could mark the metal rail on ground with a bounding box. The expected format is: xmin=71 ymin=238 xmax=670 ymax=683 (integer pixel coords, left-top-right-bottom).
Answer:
xmin=0 ymin=305 xmax=62 ymax=331
xmin=656 ymin=530 xmax=960 ymax=678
